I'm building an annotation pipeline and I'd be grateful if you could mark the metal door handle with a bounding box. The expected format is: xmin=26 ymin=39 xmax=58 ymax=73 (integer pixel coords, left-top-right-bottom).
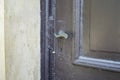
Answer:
xmin=54 ymin=30 xmax=68 ymax=39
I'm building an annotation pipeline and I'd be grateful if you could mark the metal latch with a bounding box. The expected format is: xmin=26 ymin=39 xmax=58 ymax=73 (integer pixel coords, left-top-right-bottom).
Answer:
xmin=54 ymin=30 xmax=68 ymax=39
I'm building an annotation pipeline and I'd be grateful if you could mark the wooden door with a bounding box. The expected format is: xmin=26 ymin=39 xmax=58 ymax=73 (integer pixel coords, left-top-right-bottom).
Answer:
xmin=53 ymin=0 xmax=120 ymax=80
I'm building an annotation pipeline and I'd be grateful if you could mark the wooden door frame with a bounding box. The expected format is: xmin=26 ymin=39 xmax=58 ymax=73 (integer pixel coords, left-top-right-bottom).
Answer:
xmin=41 ymin=0 xmax=55 ymax=80
xmin=41 ymin=0 xmax=49 ymax=80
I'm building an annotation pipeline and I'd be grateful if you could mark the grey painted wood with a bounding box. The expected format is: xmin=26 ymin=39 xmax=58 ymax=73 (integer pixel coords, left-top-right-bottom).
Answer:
xmin=72 ymin=0 xmax=120 ymax=72
xmin=90 ymin=0 xmax=120 ymax=52
xmin=53 ymin=0 xmax=120 ymax=80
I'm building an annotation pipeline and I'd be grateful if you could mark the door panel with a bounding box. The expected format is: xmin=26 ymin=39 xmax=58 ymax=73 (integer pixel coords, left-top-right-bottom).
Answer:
xmin=54 ymin=0 xmax=120 ymax=80
xmin=82 ymin=0 xmax=120 ymax=62
xmin=90 ymin=0 xmax=120 ymax=52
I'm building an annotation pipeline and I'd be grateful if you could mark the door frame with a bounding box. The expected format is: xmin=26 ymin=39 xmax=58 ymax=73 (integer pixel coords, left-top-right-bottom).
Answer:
xmin=41 ymin=0 xmax=49 ymax=80
xmin=41 ymin=0 xmax=55 ymax=80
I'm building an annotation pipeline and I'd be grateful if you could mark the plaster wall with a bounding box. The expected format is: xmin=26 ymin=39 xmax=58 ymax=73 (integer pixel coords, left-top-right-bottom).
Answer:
xmin=5 ymin=0 xmax=41 ymax=80
xmin=0 ymin=0 xmax=5 ymax=79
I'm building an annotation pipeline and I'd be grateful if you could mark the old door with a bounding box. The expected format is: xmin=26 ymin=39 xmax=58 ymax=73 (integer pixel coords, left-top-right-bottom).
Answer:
xmin=53 ymin=0 xmax=120 ymax=80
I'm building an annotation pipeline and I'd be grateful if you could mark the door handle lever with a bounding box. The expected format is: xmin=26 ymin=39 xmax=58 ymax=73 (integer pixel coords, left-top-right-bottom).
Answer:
xmin=54 ymin=30 xmax=68 ymax=39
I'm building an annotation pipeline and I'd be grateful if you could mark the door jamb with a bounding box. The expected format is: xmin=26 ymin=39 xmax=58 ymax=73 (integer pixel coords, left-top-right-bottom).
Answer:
xmin=41 ymin=0 xmax=49 ymax=80
xmin=41 ymin=0 xmax=55 ymax=80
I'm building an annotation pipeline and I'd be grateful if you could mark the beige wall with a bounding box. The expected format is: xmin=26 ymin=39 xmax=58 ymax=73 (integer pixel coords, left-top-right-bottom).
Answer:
xmin=0 ymin=0 xmax=5 ymax=80
xmin=5 ymin=0 xmax=40 ymax=80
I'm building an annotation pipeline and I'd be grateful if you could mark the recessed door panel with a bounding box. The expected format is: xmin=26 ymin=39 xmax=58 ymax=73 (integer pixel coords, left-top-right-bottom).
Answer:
xmin=90 ymin=0 xmax=120 ymax=52
xmin=82 ymin=0 xmax=120 ymax=61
